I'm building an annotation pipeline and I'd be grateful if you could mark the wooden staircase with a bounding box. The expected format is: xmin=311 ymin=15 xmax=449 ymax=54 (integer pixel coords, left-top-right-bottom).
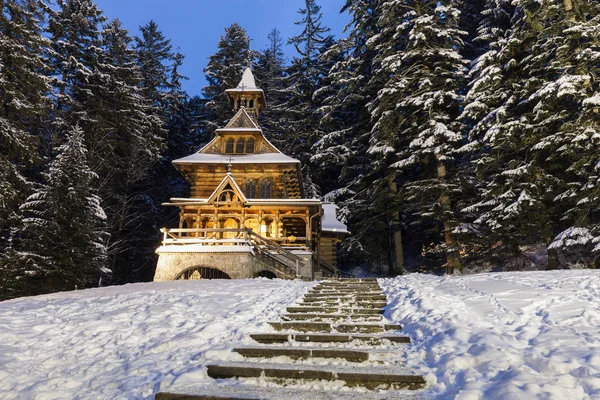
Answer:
xmin=156 ymin=279 xmax=425 ymax=399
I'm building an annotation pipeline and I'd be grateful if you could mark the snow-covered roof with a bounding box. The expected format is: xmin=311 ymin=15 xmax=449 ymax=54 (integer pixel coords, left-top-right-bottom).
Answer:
xmin=173 ymin=152 xmax=300 ymax=165
xmin=163 ymin=198 xmax=322 ymax=207
xmin=225 ymin=68 xmax=264 ymax=94
xmin=216 ymin=128 xmax=262 ymax=133
xmin=237 ymin=68 xmax=257 ymax=89
xmin=321 ymin=203 xmax=349 ymax=234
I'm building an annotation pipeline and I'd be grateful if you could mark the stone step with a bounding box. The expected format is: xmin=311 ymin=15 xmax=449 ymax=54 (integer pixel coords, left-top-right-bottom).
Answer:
xmin=269 ymin=321 xmax=331 ymax=332
xmin=299 ymin=299 xmax=388 ymax=308
xmin=335 ymin=323 xmax=402 ymax=334
xmin=286 ymin=307 xmax=384 ymax=314
xmin=313 ymin=284 xmax=382 ymax=289
xmin=249 ymin=333 xmax=411 ymax=345
xmin=157 ymin=383 xmax=418 ymax=400
xmin=304 ymin=295 xmax=388 ymax=302
xmin=233 ymin=346 xmax=370 ymax=362
xmin=206 ymin=362 xmax=426 ymax=390
xmin=268 ymin=321 xmax=401 ymax=333
xmin=323 ymin=278 xmax=378 ymax=282
xmin=304 ymin=291 xmax=385 ymax=297
xmin=281 ymin=313 xmax=382 ymax=322
xmin=156 ymin=394 xmax=250 ymax=400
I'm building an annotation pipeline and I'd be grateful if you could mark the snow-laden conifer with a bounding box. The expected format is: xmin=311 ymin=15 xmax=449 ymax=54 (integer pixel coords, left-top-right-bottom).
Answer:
xmin=4 ymin=125 xmax=109 ymax=297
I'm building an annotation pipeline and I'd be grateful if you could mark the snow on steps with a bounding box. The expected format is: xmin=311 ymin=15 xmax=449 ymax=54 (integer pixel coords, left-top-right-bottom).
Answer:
xmin=157 ymin=279 xmax=425 ymax=398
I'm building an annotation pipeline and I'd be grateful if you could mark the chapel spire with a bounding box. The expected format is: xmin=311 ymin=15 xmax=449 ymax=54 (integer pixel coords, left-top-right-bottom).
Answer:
xmin=225 ymin=68 xmax=266 ymax=120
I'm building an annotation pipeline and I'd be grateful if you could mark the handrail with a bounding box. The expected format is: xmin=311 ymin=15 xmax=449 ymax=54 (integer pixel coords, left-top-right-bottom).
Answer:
xmin=248 ymin=230 xmax=303 ymax=263
xmin=317 ymin=257 xmax=338 ymax=276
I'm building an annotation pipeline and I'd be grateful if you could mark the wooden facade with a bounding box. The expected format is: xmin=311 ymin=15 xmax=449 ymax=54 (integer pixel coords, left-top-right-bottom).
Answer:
xmin=154 ymin=68 xmax=347 ymax=281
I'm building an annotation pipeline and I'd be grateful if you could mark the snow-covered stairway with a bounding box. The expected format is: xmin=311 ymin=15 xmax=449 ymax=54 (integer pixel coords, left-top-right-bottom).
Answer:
xmin=155 ymin=279 xmax=425 ymax=399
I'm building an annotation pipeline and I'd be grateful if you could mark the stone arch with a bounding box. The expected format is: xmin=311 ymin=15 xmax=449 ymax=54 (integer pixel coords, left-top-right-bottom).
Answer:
xmin=255 ymin=270 xmax=277 ymax=279
xmin=174 ymin=266 xmax=232 ymax=280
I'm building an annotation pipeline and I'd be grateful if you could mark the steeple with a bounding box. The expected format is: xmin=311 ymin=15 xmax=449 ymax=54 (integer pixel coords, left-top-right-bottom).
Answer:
xmin=225 ymin=68 xmax=266 ymax=120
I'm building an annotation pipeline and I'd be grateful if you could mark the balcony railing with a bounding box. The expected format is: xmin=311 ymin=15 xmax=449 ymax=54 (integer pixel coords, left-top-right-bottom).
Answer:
xmin=160 ymin=228 xmax=309 ymax=249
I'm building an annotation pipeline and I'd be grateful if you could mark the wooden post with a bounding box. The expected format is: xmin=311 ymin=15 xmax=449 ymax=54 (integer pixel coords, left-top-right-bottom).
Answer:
xmin=563 ymin=0 xmax=575 ymax=21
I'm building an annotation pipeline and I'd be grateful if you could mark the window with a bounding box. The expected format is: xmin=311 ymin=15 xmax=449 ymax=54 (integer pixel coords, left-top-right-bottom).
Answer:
xmin=225 ymin=138 xmax=234 ymax=153
xmin=245 ymin=181 xmax=256 ymax=198
xmin=245 ymin=138 xmax=255 ymax=154
xmin=236 ymin=138 xmax=245 ymax=154
xmin=259 ymin=180 xmax=271 ymax=199
xmin=249 ymin=99 xmax=254 ymax=108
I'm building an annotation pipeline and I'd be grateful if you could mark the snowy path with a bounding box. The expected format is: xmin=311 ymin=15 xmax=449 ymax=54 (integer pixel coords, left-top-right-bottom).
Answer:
xmin=0 ymin=279 xmax=312 ymax=400
xmin=381 ymin=270 xmax=600 ymax=399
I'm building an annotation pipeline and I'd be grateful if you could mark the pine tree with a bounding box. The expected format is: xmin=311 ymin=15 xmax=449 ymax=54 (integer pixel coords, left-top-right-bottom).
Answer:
xmin=462 ymin=0 xmax=600 ymax=269
xmin=45 ymin=0 xmax=107 ymax=149
xmin=0 ymin=0 xmax=52 ymax=253
xmin=1 ymin=126 xmax=108 ymax=299
xmin=281 ymin=0 xmax=334 ymax=196
xmin=98 ymin=19 xmax=166 ymax=283
xmin=134 ymin=20 xmax=173 ymax=109
xmin=254 ymin=28 xmax=288 ymax=149
xmin=202 ymin=23 xmax=255 ymax=133
xmin=368 ymin=0 xmax=468 ymax=274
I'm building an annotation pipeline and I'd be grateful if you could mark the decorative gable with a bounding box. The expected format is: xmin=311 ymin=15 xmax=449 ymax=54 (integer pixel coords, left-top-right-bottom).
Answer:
xmin=225 ymin=108 xmax=259 ymax=129
xmin=207 ymin=173 xmax=248 ymax=206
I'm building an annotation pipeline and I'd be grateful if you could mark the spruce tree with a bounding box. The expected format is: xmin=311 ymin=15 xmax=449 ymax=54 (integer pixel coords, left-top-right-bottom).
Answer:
xmin=202 ymin=23 xmax=255 ymax=133
xmin=2 ymin=125 xmax=108 ymax=299
xmin=281 ymin=0 xmax=334 ymax=197
xmin=0 ymin=0 xmax=52 ymax=252
xmin=368 ymin=0 xmax=468 ymax=274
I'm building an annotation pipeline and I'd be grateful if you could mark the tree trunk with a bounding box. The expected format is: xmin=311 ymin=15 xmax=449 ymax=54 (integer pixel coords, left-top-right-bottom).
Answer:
xmin=436 ymin=153 xmax=462 ymax=275
xmin=388 ymin=172 xmax=405 ymax=275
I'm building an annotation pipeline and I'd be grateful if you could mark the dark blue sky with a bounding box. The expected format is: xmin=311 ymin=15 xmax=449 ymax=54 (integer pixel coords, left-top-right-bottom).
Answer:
xmin=94 ymin=0 xmax=351 ymax=96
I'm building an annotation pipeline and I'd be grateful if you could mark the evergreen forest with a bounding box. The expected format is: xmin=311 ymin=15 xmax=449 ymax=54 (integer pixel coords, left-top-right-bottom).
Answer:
xmin=1 ymin=0 xmax=599 ymax=299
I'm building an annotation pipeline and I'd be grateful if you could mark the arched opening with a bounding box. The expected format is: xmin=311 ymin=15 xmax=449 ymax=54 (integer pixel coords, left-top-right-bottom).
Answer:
xmin=249 ymin=99 xmax=254 ymax=108
xmin=245 ymin=180 xmax=256 ymax=198
xmin=259 ymin=180 xmax=271 ymax=199
xmin=236 ymin=99 xmax=241 ymax=109
xmin=175 ymin=266 xmax=231 ymax=280
xmin=236 ymin=138 xmax=245 ymax=154
xmin=225 ymin=138 xmax=234 ymax=153
xmin=255 ymin=270 xmax=277 ymax=279
xmin=222 ymin=218 xmax=239 ymax=239
xmin=245 ymin=138 xmax=255 ymax=154
xmin=201 ymin=217 xmax=214 ymax=238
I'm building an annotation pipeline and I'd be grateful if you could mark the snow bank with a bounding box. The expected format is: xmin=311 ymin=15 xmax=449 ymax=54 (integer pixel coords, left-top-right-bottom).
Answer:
xmin=380 ymin=270 xmax=600 ymax=399
xmin=0 ymin=279 xmax=312 ymax=399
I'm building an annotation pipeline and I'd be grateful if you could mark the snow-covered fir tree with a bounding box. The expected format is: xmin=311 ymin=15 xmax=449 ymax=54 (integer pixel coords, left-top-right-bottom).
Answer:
xmin=368 ymin=0 xmax=468 ymax=274
xmin=462 ymin=0 xmax=600 ymax=269
xmin=281 ymin=0 xmax=334 ymax=197
xmin=310 ymin=0 xmax=388 ymax=271
xmin=1 ymin=125 xmax=109 ymax=299
xmin=202 ymin=23 xmax=255 ymax=133
xmin=0 ymin=0 xmax=52 ymax=253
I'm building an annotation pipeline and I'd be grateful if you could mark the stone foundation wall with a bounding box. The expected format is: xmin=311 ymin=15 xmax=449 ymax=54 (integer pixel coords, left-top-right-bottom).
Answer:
xmin=154 ymin=250 xmax=299 ymax=281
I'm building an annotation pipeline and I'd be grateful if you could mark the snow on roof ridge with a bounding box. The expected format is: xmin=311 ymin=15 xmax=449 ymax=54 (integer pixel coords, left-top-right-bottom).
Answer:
xmin=237 ymin=67 xmax=258 ymax=90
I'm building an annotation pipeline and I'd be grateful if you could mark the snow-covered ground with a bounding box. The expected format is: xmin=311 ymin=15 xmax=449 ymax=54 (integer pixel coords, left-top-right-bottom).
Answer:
xmin=1 ymin=271 xmax=600 ymax=399
xmin=381 ymin=270 xmax=600 ymax=399
xmin=0 ymin=279 xmax=312 ymax=400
